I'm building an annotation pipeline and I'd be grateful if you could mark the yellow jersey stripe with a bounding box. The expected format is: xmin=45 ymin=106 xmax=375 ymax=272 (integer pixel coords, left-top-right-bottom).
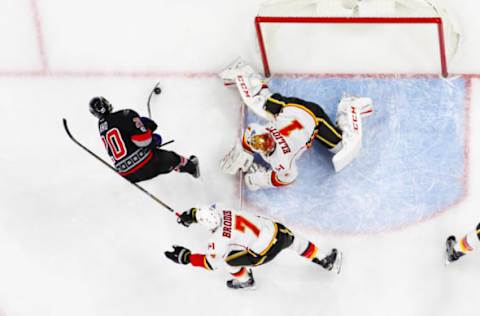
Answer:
xmin=318 ymin=118 xmax=342 ymax=139
xmin=259 ymin=223 xmax=279 ymax=256
xmin=268 ymin=97 xmax=286 ymax=106
xmin=315 ymin=134 xmax=337 ymax=148
xmin=225 ymin=250 xmax=249 ymax=263
xmin=284 ymin=103 xmax=319 ymax=124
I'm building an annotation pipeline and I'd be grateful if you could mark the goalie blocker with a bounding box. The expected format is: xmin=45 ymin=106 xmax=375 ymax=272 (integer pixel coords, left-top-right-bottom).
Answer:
xmin=219 ymin=57 xmax=373 ymax=190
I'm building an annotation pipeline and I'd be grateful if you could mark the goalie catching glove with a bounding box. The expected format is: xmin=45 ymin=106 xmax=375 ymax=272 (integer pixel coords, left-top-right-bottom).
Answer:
xmin=219 ymin=57 xmax=274 ymax=121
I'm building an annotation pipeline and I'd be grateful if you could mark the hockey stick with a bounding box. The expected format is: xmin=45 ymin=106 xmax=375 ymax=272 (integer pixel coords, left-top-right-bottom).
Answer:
xmin=62 ymin=118 xmax=177 ymax=214
xmin=158 ymin=140 xmax=174 ymax=148
xmin=146 ymin=81 xmax=175 ymax=147
xmin=147 ymin=81 xmax=161 ymax=119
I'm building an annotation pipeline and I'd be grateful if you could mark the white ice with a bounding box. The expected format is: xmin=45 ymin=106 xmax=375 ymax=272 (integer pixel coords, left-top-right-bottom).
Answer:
xmin=0 ymin=1 xmax=479 ymax=316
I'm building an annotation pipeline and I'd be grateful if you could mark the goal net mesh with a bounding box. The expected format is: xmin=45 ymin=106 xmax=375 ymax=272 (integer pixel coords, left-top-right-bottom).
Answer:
xmin=256 ymin=0 xmax=461 ymax=76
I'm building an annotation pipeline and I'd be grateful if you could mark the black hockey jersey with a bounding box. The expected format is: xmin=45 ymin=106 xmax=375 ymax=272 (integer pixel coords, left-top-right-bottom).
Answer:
xmin=97 ymin=109 xmax=157 ymax=176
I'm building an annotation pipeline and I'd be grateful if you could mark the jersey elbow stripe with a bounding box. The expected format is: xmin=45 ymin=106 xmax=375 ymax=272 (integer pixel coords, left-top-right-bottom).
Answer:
xmin=131 ymin=130 xmax=153 ymax=147
xmin=271 ymin=171 xmax=292 ymax=187
xmin=189 ymin=254 xmax=213 ymax=270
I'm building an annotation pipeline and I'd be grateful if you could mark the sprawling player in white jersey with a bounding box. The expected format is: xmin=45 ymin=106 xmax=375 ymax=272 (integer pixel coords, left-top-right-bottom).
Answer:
xmin=218 ymin=57 xmax=374 ymax=190
xmin=164 ymin=204 xmax=342 ymax=289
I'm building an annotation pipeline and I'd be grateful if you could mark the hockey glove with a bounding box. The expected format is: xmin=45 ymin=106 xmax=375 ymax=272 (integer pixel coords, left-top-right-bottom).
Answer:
xmin=177 ymin=208 xmax=198 ymax=227
xmin=140 ymin=117 xmax=158 ymax=132
xmin=164 ymin=245 xmax=191 ymax=265
xmin=152 ymin=133 xmax=162 ymax=147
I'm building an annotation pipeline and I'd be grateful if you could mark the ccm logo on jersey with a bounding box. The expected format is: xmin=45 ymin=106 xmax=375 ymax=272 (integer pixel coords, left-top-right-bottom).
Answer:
xmin=266 ymin=127 xmax=291 ymax=154
xmin=223 ymin=210 xmax=232 ymax=238
xmin=351 ymin=106 xmax=359 ymax=132
xmin=236 ymin=76 xmax=251 ymax=99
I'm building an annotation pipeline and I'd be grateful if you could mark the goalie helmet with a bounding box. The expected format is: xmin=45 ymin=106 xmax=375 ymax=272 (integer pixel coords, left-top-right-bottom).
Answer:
xmin=89 ymin=96 xmax=113 ymax=118
xmin=196 ymin=204 xmax=222 ymax=231
xmin=245 ymin=123 xmax=276 ymax=155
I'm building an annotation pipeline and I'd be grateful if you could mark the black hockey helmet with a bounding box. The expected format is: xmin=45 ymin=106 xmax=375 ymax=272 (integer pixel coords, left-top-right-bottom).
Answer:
xmin=89 ymin=96 xmax=113 ymax=118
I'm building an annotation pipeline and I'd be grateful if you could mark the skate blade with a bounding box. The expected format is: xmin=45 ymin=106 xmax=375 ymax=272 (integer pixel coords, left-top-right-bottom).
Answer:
xmin=332 ymin=251 xmax=343 ymax=274
xmin=227 ymin=284 xmax=257 ymax=291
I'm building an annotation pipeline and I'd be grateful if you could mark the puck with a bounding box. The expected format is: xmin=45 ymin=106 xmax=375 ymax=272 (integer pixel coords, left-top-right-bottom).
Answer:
xmin=153 ymin=87 xmax=162 ymax=95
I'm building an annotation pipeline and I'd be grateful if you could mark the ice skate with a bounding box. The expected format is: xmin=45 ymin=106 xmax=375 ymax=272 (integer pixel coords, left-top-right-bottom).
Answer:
xmin=313 ymin=248 xmax=343 ymax=274
xmin=188 ymin=155 xmax=201 ymax=179
xmin=445 ymin=235 xmax=464 ymax=265
xmin=226 ymin=269 xmax=256 ymax=290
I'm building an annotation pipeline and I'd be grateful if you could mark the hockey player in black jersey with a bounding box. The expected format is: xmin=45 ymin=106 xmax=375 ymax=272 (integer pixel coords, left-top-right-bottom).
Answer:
xmin=89 ymin=96 xmax=200 ymax=183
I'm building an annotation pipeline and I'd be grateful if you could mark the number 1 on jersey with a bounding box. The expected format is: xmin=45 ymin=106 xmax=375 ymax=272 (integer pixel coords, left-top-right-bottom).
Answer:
xmin=279 ymin=119 xmax=303 ymax=136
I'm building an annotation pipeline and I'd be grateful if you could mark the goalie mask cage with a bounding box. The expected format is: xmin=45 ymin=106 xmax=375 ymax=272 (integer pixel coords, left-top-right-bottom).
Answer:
xmin=255 ymin=0 xmax=461 ymax=77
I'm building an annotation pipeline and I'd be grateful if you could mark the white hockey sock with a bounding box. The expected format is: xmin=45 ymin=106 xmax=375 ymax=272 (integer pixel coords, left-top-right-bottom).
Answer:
xmin=229 ymin=267 xmax=249 ymax=282
xmin=454 ymin=228 xmax=480 ymax=254
xmin=289 ymin=233 xmax=327 ymax=261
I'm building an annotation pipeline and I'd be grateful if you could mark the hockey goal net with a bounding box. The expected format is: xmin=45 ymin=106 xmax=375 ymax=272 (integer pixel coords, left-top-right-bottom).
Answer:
xmin=256 ymin=0 xmax=461 ymax=77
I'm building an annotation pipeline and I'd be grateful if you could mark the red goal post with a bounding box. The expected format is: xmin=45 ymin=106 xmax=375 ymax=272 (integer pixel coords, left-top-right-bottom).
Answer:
xmin=255 ymin=0 xmax=460 ymax=77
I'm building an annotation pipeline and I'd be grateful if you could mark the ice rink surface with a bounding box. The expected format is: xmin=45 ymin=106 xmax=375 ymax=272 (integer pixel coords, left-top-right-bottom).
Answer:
xmin=0 ymin=1 xmax=480 ymax=316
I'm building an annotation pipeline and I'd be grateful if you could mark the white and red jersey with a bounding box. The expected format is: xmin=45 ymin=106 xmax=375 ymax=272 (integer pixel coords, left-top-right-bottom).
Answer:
xmin=243 ymin=105 xmax=317 ymax=186
xmin=188 ymin=208 xmax=279 ymax=271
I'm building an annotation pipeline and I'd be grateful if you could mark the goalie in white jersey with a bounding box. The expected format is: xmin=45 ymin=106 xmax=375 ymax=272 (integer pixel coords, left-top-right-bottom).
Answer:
xmin=164 ymin=204 xmax=342 ymax=289
xmin=219 ymin=58 xmax=374 ymax=190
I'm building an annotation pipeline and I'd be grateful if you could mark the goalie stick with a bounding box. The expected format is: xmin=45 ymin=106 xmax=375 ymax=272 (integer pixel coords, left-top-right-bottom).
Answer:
xmin=62 ymin=118 xmax=177 ymax=214
xmin=146 ymin=81 xmax=175 ymax=148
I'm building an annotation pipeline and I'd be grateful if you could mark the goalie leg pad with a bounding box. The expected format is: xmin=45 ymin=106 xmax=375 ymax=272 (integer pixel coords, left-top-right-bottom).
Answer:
xmin=332 ymin=96 xmax=373 ymax=172
xmin=220 ymin=143 xmax=254 ymax=175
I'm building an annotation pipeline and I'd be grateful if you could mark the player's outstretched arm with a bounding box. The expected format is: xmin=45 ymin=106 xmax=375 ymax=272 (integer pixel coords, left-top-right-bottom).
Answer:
xmin=164 ymin=245 xmax=214 ymax=270
xmin=165 ymin=245 xmax=191 ymax=264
